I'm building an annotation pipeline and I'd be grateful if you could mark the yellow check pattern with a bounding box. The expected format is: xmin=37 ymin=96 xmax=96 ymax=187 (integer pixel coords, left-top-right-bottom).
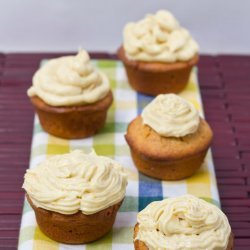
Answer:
xmin=18 ymin=60 xmax=219 ymax=250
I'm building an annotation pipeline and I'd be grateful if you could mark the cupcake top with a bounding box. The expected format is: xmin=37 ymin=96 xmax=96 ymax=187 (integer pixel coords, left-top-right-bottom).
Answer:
xmin=27 ymin=50 xmax=110 ymax=106
xmin=123 ymin=10 xmax=199 ymax=63
xmin=23 ymin=150 xmax=127 ymax=215
xmin=136 ymin=195 xmax=231 ymax=250
xmin=141 ymin=94 xmax=200 ymax=137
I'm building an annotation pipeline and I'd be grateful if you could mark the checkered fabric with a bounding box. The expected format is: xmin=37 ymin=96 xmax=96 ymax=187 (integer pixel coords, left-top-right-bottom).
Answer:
xmin=18 ymin=60 xmax=220 ymax=250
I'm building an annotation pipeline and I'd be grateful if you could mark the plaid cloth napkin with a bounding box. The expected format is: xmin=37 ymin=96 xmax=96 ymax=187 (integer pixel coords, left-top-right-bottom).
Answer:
xmin=18 ymin=60 xmax=220 ymax=250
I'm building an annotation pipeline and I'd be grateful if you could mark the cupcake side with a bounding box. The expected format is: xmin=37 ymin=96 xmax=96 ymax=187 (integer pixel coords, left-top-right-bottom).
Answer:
xmin=27 ymin=50 xmax=113 ymax=139
xmin=134 ymin=195 xmax=234 ymax=250
xmin=22 ymin=150 xmax=127 ymax=244
xmin=118 ymin=10 xmax=199 ymax=95
xmin=125 ymin=94 xmax=213 ymax=180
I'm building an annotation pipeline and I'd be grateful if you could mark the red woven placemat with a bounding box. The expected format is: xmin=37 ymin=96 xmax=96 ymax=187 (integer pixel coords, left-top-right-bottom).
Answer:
xmin=0 ymin=53 xmax=249 ymax=250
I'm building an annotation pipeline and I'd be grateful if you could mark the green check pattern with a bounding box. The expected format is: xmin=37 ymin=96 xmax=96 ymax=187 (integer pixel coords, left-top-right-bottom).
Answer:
xmin=18 ymin=60 xmax=220 ymax=250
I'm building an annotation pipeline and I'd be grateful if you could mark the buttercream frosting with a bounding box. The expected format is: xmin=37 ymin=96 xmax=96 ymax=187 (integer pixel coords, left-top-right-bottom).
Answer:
xmin=136 ymin=195 xmax=231 ymax=250
xmin=123 ymin=10 xmax=199 ymax=62
xmin=23 ymin=150 xmax=127 ymax=215
xmin=27 ymin=50 xmax=110 ymax=106
xmin=141 ymin=94 xmax=200 ymax=137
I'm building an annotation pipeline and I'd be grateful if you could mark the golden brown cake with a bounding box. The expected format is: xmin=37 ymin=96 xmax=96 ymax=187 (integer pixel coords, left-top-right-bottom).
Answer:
xmin=118 ymin=46 xmax=198 ymax=95
xmin=118 ymin=10 xmax=199 ymax=96
xmin=125 ymin=94 xmax=213 ymax=180
xmin=27 ymin=195 xmax=122 ymax=244
xmin=30 ymin=91 xmax=113 ymax=139
xmin=133 ymin=195 xmax=234 ymax=250
xmin=27 ymin=50 xmax=112 ymax=139
xmin=23 ymin=150 xmax=128 ymax=244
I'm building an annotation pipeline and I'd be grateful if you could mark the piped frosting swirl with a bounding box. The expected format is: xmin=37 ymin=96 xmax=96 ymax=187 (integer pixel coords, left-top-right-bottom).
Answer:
xmin=136 ymin=195 xmax=231 ymax=250
xmin=123 ymin=10 xmax=199 ymax=62
xmin=141 ymin=94 xmax=200 ymax=137
xmin=23 ymin=150 xmax=127 ymax=215
xmin=27 ymin=50 xmax=110 ymax=106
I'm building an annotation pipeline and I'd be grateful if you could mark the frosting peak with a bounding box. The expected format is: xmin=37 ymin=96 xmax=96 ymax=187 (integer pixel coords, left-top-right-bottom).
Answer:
xmin=23 ymin=150 xmax=127 ymax=215
xmin=141 ymin=94 xmax=200 ymax=137
xmin=123 ymin=10 xmax=199 ymax=62
xmin=27 ymin=50 xmax=110 ymax=106
xmin=137 ymin=195 xmax=231 ymax=250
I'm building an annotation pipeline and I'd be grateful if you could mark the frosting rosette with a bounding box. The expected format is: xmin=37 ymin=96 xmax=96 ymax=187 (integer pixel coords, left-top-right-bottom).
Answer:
xmin=136 ymin=195 xmax=231 ymax=250
xmin=27 ymin=50 xmax=110 ymax=106
xmin=123 ymin=10 xmax=199 ymax=62
xmin=141 ymin=94 xmax=200 ymax=137
xmin=23 ymin=150 xmax=127 ymax=215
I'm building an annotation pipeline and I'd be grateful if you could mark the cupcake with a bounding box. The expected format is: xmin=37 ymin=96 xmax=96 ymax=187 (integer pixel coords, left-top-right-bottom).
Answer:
xmin=118 ymin=10 xmax=199 ymax=95
xmin=22 ymin=150 xmax=127 ymax=244
xmin=134 ymin=195 xmax=233 ymax=250
xmin=125 ymin=94 xmax=213 ymax=180
xmin=27 ymin=50 xmax=113 ymax=139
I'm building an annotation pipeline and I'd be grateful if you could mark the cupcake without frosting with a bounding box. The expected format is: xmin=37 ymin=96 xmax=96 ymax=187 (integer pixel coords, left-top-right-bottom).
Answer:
xmin=23 ymin=150 xmax=127 ymax=244
xmin=118 ymin=10 xmax=199 ymax=95
xmin=28 ymin=50 xmax=113 ymax=139
xmin=134 ymin=195 xmax=233 ymax=250
xmin=125 ymin=94 xmax=213 ymax=180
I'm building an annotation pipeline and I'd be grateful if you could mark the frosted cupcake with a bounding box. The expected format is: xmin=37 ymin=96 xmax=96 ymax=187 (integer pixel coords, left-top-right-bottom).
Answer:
xmin=118 ymin=10 xmax=199 ymax=95
xmin=23 ymin=150 xmax=127 ymax=244
xmin=27 ymin=50 xmax=113 ymax=139
xmin=134 ymin=195 xmax=233 ymax=250
xmin=125 ymin=94 xmax=213 ymax=180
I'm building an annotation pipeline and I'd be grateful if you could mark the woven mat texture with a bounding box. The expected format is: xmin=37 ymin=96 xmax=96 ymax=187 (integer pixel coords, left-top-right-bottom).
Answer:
xmin=0 ymin=53 xmax=249 ymax=249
